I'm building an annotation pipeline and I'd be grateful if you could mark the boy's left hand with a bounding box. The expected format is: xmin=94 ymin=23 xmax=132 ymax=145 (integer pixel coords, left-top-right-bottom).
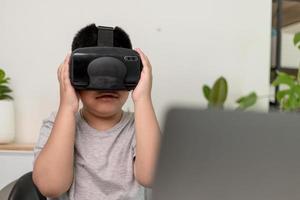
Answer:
xmin=132 ymin=48 xmax=153 ymax=103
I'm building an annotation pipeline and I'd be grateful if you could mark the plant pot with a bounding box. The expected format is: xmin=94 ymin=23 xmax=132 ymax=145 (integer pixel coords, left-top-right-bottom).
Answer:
xmin=0 ymin=100 xmax=15 ymax=143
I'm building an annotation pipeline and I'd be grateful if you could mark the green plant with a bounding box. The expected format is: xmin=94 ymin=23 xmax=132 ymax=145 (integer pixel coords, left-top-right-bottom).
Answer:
xmin=271 ymin=33 xmax=300 ymax=111
xmin=236 ymin=92 xmax=257 ymax=110
xmin=293 ymin=32 xmax=300 ymax=50
xmin=272 ymin=72 xmax=300 ymax=111
xmin=203 ymin=76 xmax=257 ymax=110
xmin=203 ymin=77 xmax=228 ymax=109
xmin=0 ymin=68 xmax=13 ymax=100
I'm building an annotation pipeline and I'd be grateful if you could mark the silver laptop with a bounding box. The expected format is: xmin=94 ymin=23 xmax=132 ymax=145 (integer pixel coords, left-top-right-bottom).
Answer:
xmin=152 ymin=108 xmax=300 ymax=200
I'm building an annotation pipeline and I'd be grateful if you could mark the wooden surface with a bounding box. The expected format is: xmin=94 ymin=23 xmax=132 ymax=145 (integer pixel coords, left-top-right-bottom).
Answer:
xmin=285 ymin=0 xmax=300 ymax=2
xmin=0 ymin=143 xmax=34 ymax=151
xmin=273 ymin=1 xmax=300 ymax=27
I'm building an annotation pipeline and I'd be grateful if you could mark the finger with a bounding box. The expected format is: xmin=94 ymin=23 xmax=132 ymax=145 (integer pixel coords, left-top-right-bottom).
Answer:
xmin=59 ymin=63 xmax=66 ymax=90
xmin=136 ymin=48 xmax=151 ymax=67
xmin=61 ymin=54 xmax=69 ymax=89
xmin=135 ymin=48 xmax=150 ymax=63
xmin=135 ymin=48 xmax=152 ymax=73
xmin=135 ymin=48 xmax=149 ymax=67
xmin=61 ymin=53 xmax=70 ymax=81
xmin=61 ymin=60 xmax=69 ymax=90
xmin=57 ymin=63 xmax=64 ymax=82
xmin=62 ymin=54 xmax=73 ymax=88
xmin=140 ymin=49 xmax=150 ymax=64
xmin=64 ymin=53 xmax=71 ymax=65
xmin=57 ymin=65 xmax=61 ymax=81
xmin=58 ymin=53 xmax=69 ymax=81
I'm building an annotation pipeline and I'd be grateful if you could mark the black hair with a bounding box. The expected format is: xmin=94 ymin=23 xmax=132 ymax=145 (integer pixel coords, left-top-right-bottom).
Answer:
xmin=71 ymin=24 xmax=132 ymax=51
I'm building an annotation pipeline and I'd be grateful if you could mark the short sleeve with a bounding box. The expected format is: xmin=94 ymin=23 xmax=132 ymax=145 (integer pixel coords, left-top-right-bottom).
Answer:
xmin=33 ymin=112 xmax=57 ymax=163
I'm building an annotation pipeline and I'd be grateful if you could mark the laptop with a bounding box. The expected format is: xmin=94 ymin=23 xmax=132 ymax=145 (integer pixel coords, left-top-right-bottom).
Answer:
xmin=152 ymin=108 xmax=300 ymax=200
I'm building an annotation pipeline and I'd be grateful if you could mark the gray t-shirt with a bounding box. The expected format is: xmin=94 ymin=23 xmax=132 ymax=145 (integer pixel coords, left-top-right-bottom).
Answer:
xmin=34 ymin=111 xmax=145 ymax=200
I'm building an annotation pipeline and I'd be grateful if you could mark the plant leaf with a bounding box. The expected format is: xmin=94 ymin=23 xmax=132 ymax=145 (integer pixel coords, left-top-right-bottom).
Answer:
xmin=0 ymin=77 xmax=9 ymax=84
xmin=236 ymin=92 xmax=257 ymax=110
xmin=276 ymin=89 xmax=290 ymax=102
xmin=294 ymin=32 xmax=300 ymax=48
xmin=202 ymin=85 xmax=211 ymax=101
xmin=0 ymin=85 xmax=12 ymax=97
xmin=209 ymin=77 xmax=228 ymax=108
xmin=0 ymin=69 xmax=5 ymax=80
xmin=0 ymin=94 xmax=13 ymax=100
xmin=298 ymin=66 xmax=300 ymax=83
xmin=272 ymin=72 xmax=295 ymax=88
xmin=279 ymin=85 xmax=300 ymax=111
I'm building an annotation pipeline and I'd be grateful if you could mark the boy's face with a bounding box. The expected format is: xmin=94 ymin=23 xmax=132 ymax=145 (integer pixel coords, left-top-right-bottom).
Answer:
xmin=78 ymin=90 xmax=129 ymax=117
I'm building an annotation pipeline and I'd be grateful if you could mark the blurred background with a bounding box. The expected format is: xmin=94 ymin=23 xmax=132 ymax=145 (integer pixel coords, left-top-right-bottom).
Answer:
xmin=0 ymin=0 xmax=272 ymax=144
xmin=4 ymin=0 xmax=300 ymax=194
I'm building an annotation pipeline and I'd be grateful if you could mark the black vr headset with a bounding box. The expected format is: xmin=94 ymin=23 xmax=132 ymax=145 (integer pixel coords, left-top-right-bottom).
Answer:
xmin=70 ymin=26 xmax=142 ymax=91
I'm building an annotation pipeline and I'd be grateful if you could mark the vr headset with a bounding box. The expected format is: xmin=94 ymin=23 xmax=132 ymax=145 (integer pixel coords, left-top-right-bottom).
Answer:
xmin=70 ymin=26 xmax=142 ymax=91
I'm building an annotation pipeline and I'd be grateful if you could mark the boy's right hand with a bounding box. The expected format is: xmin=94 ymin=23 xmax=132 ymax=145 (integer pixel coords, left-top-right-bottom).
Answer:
xmin=57 ymin=54 xmax=79 ymax=114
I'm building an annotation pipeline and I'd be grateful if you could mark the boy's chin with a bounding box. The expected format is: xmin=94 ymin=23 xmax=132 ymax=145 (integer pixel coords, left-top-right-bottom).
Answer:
xmin=91 ymin=107 xmax=123 ymax=118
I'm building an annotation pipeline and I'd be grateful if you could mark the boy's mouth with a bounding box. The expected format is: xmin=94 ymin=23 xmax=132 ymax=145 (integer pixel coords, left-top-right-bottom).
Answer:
xmin=95 ymin=92 xmax=119 ymax=99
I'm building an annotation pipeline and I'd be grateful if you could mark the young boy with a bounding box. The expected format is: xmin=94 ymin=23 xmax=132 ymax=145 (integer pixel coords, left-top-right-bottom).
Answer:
xmin=32 ymin=24 xmax=161 ymax=200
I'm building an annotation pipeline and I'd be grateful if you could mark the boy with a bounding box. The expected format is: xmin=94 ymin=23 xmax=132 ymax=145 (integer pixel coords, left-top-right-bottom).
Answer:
xmin=32 ymin=24 xmax=161 ymax=200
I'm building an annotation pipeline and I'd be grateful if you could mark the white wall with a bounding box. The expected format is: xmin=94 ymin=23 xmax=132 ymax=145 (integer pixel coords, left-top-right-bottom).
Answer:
xmin=0 ymin=0 xmax=272 ymax=143
xmin=0 ymin=151 xmax=34 ymax=189
xmin=281 ymin=24 xmax=300 ymax=68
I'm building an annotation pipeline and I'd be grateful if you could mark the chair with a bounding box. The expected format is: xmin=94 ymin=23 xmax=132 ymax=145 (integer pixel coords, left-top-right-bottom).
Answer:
xmin=0 ymin=171 xmax=46 ymax=200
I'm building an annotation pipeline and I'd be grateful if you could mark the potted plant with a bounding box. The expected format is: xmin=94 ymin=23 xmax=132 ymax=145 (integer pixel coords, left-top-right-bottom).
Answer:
xmin=0 ymin=68 xmax=15 ymax=143
xmin=271 ymin=32 xmax=300 ymax=112
xmin=203 ymin=76 xmax=257 ymax=110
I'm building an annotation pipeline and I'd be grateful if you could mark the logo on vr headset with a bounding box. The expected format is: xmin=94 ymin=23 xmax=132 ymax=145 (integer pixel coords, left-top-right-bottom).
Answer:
xmin=70 ymin=26 xmax=143 ymax=91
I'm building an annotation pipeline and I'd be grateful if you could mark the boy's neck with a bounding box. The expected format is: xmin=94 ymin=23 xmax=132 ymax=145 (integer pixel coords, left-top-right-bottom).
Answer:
xmin=80 ymin=108 xmax=123 ymax=132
